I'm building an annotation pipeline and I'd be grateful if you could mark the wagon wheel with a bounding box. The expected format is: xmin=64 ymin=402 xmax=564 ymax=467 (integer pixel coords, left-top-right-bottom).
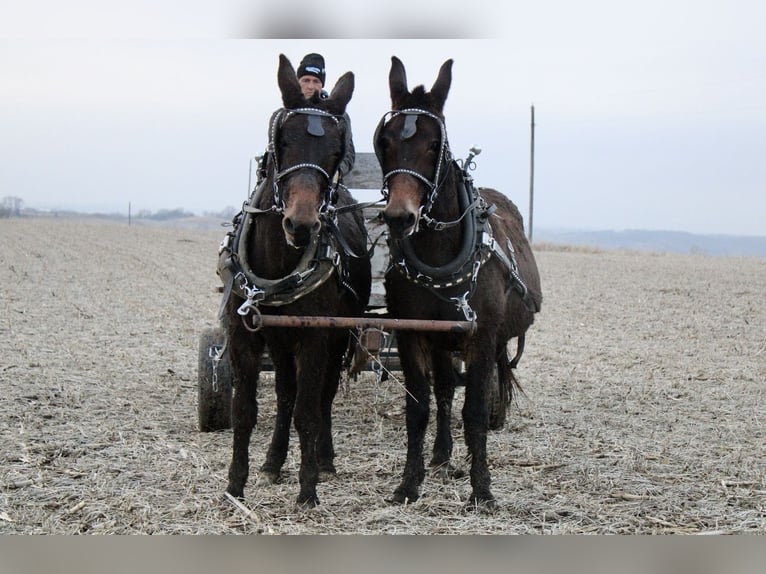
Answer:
xmin=197 ymin=327 xmax=232 ymax=432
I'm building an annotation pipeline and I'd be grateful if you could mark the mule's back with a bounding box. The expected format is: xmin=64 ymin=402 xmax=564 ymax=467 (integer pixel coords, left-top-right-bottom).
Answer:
xmin=480 ymin=187 xmax=542 ymax=319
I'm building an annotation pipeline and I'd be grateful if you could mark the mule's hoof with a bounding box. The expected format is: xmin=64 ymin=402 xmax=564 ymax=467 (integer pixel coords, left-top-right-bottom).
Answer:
xmin=388 ymin=488 xmax=419 ymax=505
xmin=296 ymin=493 xmax=320 ymax=509
xmin=318 ymin=470 xmax=336 ymax=483
xmin=225 ymin=485 xmax=244 ymax=500
xmin=488 ymin=417 xmax=506 ymax=431
xmin=466 ymin=493 xmax=497 ymax=512
xmin=318 ymin=461 xmax=337 ymax=474
xmin=256 ymin=470 xmax=280 ymax=486
xmin=430 ymin=462 xmax=466 ymax=480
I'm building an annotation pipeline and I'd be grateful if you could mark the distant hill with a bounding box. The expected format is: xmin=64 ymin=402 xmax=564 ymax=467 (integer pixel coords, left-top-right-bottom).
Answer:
xmin=534 ymin=228 xmax=766 ymax=258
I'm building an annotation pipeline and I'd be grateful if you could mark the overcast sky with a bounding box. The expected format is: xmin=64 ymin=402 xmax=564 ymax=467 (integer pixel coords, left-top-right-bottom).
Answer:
xmin=2 ymin=1 xmax=764 ymax=236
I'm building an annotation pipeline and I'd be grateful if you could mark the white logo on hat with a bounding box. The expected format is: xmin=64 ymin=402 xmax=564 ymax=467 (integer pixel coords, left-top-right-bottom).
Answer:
xmin=305 ymin=66 xmax=321 ymax=74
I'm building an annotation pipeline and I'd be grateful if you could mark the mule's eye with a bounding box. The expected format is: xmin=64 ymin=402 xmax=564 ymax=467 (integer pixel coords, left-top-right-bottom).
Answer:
xmin=429 ymin=141 xmax=440 ymax=153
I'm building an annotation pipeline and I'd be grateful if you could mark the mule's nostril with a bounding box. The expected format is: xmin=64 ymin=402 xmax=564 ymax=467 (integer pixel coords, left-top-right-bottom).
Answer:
xmin=284 ymin=218 xmax=295 ymax=233
xmin=382 ymin=212 xmax=416 ymax=229
xmin=382 ymin=209 xmax=418 ymax=239
xmin=312 ymin=221 xmax=321 ymax=234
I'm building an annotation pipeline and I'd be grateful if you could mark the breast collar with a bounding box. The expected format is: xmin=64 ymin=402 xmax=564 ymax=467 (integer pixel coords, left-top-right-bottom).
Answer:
xmin=387 ymin=160 xmax=536 ymax=321
xmin=216 ymin=108 xmax=363 ymax=320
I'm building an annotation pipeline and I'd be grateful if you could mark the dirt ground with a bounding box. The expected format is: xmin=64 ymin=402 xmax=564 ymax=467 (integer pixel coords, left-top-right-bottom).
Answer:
xmin=1 ymin=217 xmax=764 ymax=534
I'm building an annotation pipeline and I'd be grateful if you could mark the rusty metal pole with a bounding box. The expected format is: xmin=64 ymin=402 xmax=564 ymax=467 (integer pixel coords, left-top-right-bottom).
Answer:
xmin=248 ymin=314 xmax=476 ymax=334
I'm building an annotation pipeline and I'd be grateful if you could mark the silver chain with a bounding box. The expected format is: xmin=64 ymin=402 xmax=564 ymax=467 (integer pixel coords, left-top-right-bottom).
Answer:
xmin=208 ymin=345 xmax=224 ymax=392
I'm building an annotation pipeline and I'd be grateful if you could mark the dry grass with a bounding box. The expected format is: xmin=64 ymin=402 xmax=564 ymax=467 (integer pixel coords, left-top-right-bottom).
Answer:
xmin=1 ymin=218 xmax=764 ymax=534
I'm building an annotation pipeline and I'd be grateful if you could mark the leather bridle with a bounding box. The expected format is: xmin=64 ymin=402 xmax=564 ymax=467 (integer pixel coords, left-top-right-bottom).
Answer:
xmin=373 ymin=108 xmax=452 ymax=216
xmin=269 ymin=107 xmax=345 ymax=213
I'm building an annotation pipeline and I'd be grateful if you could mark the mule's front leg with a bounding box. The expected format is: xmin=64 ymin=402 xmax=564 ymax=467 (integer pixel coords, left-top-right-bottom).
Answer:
xmin=462 ymin=351 xmax=496 ymax=509
xmin=391 ymin=334 xmax=430 ymax=504
xmin=260 ymin=349 xmax=296 ymax=484
xmin=293 ymin=349 xmax=323 ymax=508
xmin=226 ymin=351 xmax=261 ymax=499
xmin=430 ymin=349 xmax=457 ymax=477
xmin=293 ymin=398 xmax=321 ymax=507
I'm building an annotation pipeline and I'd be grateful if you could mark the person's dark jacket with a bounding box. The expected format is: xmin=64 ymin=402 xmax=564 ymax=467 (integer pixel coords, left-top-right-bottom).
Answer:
xmin=337 ymin=111 xmax=355 ymax=178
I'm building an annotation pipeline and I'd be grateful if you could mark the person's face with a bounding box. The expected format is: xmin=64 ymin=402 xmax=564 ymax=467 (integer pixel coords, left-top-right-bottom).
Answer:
xmin=299 ymin=75 xmax=323 ymax=98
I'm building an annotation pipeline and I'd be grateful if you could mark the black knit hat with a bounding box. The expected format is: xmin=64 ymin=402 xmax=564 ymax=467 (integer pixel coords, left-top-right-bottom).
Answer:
xmin=297 ymin=53 xmax=326 ymax=86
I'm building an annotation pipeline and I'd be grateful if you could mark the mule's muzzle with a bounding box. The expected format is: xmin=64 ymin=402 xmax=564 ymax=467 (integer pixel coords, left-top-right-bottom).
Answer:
xmin=381 ymin=173 xmax=423 ymax=239
xmin=382 ymin=209 xmax=418 ymax=240
xmin=283 ymin=216 xmax=321 ymax=248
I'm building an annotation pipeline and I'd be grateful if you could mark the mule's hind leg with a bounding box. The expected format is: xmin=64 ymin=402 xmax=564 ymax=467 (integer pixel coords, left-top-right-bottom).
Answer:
xmin=225 ymin=331 xmax=264 ymax=499
xmin=488 ymin=358 xmax=509 ymax=431
xmin=260 ymin=347 xmax=296 ymax=485
xmin=489 ymin=337 xmax=524 ymax=430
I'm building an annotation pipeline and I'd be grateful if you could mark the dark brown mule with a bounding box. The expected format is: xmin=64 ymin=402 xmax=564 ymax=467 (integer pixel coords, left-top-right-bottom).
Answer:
xmin=220 ymin=54 xmax=371 ymax=507
xmin=375 ymin=56 xmax=542 ymax=508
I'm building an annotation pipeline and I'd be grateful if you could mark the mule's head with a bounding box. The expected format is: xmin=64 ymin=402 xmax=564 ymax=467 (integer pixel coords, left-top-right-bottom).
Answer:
xmin=375 ymin=56 xmax=453 ymax=239
xmin=274 ymin=54 xmax=354 ymax=247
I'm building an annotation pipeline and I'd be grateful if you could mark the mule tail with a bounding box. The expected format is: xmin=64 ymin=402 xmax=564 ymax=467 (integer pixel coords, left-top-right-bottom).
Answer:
xmin=489 ymin=336 xmax=526 ymax=430
xmin=509 ymin=333 xmax=526 ymax=369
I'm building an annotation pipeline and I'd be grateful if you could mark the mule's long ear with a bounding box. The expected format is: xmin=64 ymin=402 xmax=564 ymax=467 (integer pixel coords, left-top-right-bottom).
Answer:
xmin=326 ymin=71 xmax=354 ymax=115
xmin=277 ymin=53 xmax=304 ymax=109
xmin=430 ymin=59 xmax=453 ymax=113
xmin=389 ymin=56 xmax=409 ymax=109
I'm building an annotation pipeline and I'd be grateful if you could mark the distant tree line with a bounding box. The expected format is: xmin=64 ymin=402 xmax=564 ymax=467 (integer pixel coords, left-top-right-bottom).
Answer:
xmin=2 ymin=196 xmax=237 ymax=221
xmin=204 ymin=206 xmax=238 ymax=220
xmin=134 ymin=206 xmax=238 ymax=220
xmin=1 ymin=196 xmax=24 ymax=217
xmin=134 ymin=207 xmax=195 ymax=220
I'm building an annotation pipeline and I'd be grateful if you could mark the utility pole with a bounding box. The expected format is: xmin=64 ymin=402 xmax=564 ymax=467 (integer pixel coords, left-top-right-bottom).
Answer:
xmin=528 ymin=105 xmax=535 ymax=242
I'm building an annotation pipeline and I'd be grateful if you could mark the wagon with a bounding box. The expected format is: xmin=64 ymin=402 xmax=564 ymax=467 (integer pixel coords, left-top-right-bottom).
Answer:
xmin=198 ymin=153 xmax=507 ymax=431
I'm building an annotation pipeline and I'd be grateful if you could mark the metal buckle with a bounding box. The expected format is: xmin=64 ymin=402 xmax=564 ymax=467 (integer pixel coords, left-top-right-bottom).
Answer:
xmin=450 ymin=291 xmax=477 ymax=322
xmin=471 ymin=259 xmax=481 ymax=283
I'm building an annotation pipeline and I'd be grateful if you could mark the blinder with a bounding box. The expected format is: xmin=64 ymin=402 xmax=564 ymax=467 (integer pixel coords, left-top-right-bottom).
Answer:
xmin=306 ymin=114 xmax=325 ymax=136
xmin=401 ymin=114 xmax=418 ymax=139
